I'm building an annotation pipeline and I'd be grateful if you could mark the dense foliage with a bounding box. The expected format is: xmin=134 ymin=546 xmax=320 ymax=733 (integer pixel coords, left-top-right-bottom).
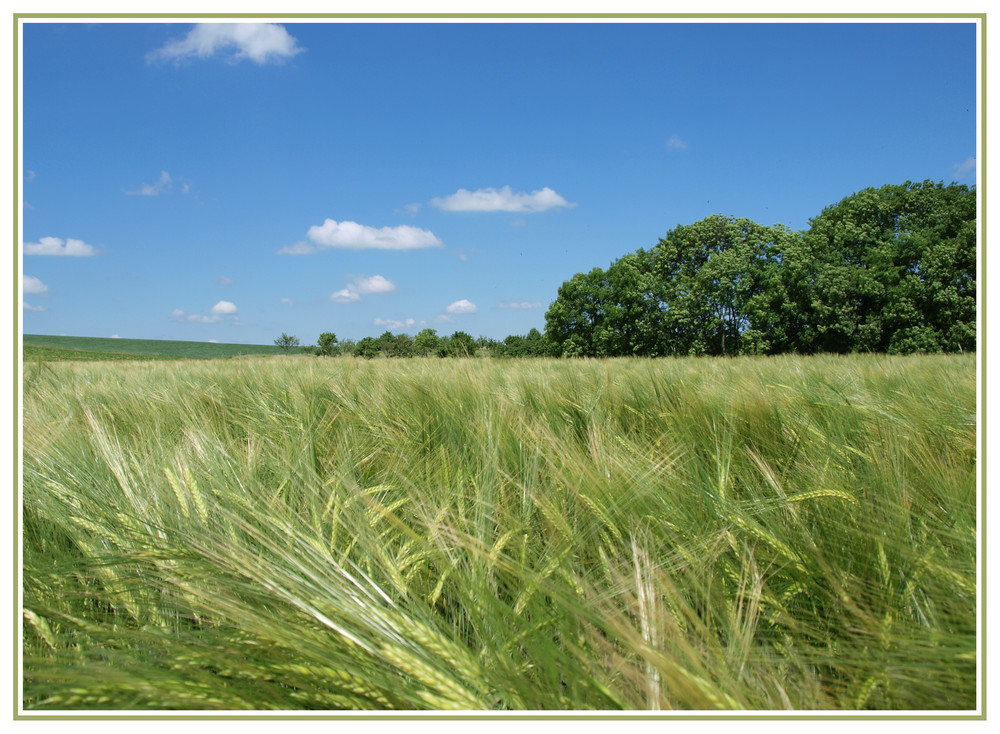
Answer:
xmin=22 ymin=355 xmax=976 ymax=710
xmin=546 ymin=181 xmax=976 ymax=357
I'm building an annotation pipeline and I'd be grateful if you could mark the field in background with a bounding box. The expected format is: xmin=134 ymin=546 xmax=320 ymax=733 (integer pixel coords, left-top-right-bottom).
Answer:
xmin=23 ymin=334 xmax=285 ymax=359
xmin=21 ymin=354 xmax=978 ymax=711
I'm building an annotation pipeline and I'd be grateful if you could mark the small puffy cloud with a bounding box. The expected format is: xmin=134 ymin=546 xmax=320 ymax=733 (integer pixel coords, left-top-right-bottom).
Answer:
xmin=147 ymin=23 xmax=303 ymax=65
xmin=446 ymin=299 xmax=478 ymax=315
xmin=126 ymin=170 xmax=172 ymax=196
xmin=209 ymin=339 xmax=219 ymax=343
xmin=22 ymin=301 xmax=46 ymax=312
xmin=280 ymin=297 xmax=294 ymax=306
xmin=498 ymin=300 xmax=543 ymax=309
xmin=210 ymin=300 xmax=239 ymax=315
xmin=111 ymin=334 xmax=121 ymax=339
xmin=374 ymin=317 xmax=419 ymax=331
xmin=953 ymin=156 xmax=976 ymax=179
xmin=331 ymin=274 xmax=397 ymax=303
xmin=431 ymin=186 xmax=575 ymax=213
xmin=331 ymin=288 xmax=361 ymax=304
xmin=24 ymin=236 xmax=98 ymax=257
xmin=667 ymin=134 xmax=687 ymax=149
xmin=277 ymin=241 xmax=315 ymax=255
xmin=23 ymin=276 xmax=48 ymax=295
xmin=305 ymin=220 xmax=443 ymax=251
xmin=171 ymin=309 xmax=219 ymax=324
xmin=172 ymin=301 xmax=239 ymax=324
xmin=354 ymin=275 xmax=396 ymax=294
xmin=219 ymin=275 xmax=233 ymax=285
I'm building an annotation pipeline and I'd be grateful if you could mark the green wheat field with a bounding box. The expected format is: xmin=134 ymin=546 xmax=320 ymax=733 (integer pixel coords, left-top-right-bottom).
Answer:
xmin=21 ymin=353 xmax=977 ymax=710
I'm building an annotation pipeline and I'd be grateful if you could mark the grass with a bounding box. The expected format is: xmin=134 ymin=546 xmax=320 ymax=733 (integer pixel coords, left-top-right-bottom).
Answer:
xmin=24 ymin=334 xmax=286 ymax=359
xmin=20 ymin=354 xmax=977 ymax=711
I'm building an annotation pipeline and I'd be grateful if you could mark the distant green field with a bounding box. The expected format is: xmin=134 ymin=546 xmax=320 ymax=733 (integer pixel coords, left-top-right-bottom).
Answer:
xmin=23 ymin=344 xmax=182 ymax=362
xmin=23 ymin=334 xmax=286 ymax=360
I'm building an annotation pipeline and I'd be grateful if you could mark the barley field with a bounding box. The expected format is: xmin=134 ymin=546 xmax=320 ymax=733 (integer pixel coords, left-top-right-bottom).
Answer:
xmin=21 ymin=354 xmax=978 ymax=711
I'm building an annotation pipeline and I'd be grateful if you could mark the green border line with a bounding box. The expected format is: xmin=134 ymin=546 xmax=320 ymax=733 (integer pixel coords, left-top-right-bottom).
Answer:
xmin=12 ymin=13 xmax=986 ymax=721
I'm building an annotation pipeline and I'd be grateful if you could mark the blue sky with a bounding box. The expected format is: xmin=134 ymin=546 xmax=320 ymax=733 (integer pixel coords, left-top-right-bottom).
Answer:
xmin=19 ymin=19 xmax=978 ymax=345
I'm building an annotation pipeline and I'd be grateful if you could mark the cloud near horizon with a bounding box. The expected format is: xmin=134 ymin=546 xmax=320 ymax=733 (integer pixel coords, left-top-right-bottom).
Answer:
xmin=445 ymin=299 xmax=478 ymax=315
xmin=430 ymin=186 xmax=575 ymax=213
xmin=147 ymin=23 xmax=303 ymax=65
xmin=172 ymin=300 xmax=239 ymax=324
xmin=498 ymin=300 xmax=543 ymax=309
xmin=280 ymin=220 xmax=444 ymax=254
xmin=331 ymin=274 xmax=397 ymax=303
xmin=373 ymin=317 xmax=423 ymax=331
xmin=24 ymin=237 xmax=98 ymax=257
xmin=210 ymin=300 xmax=239 ymax=315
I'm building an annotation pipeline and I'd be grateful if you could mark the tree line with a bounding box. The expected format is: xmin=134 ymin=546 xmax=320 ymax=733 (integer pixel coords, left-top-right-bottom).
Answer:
xmin=546 ymin=180 xmax=976 ymax=356
xmin=277 ymin=180 xmax=975 ymax=359
xmin=278 ymin=326 xmax=559 ymax=360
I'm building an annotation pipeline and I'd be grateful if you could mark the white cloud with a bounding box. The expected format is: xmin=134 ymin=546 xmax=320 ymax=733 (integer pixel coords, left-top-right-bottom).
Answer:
xmin=331 ymin=288 xmax=361 ymax=304
xmin=172 ymin=301 xmax=239 ymax=324
xmin=277 ymin=241 xmax=315 ymax=255
xmin=24 ymin=236 xmax=98 ymax=257
xmin=498 ymin=301 xmax=543 ymax=309
xmin=331 ymin=274 xmax=397 ymax=303
xmin=209 ymin=339 xmax=219 ymax=343
xmin=126 ymin=170 xmax=172 ymax=196
xmin=23 ymin=276 xmax=48 ymax=295
xmin=354 ymin=275 xmax=396 ymax=294
xmin=953 ymin=156 xmax=976 ymax=179
xmin=374 ymin=317 xmax=421 ymax=331
xmin=171 ymin=309 xmax=219 ymax=324
xmin=210 ymin=300 xmax=239 ymax=315
xmin=25 ymin=169 xmax=35 ymax=182
xmin=147 ymin=23 xmax=303 ymax=65
xmin=430 ymin=186 xmax=575 ymax=213
xmin=446 ymin=299 xmax=478 ymax=315
xmin=219 ymin=275 xmax=233 ymax=285
xmin=22 ymin=301 xmax=45 ymax=312
xmin=667 ymin=134 xmax=688 ymax=150
xmin=111 ymin=334 xmax=121 ymax=339
xmin=305 ymin=220 xmax=443 ymax=251
xmin=280 ymin=297 xmax=294 ymax=306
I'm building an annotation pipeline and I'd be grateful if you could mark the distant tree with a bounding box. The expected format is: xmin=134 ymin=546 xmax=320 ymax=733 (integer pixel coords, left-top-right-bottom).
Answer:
xmin=317 ymin=332 xmax=338 ymax=357
xmin=414 ymin=328 xmax=443 ymax=357
xmin=354 ymin=337 xmax=379 ymax=359
xmin=274 ymin=333 xmax=300 ymax=354
xmin=447 ymin=331 xmax=476 ymax=357
xmin=376 ymin=330 xmax=414 ymax=358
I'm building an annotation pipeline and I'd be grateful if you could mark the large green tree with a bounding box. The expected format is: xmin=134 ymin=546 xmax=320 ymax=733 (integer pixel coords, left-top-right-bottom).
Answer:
xmin=798 ymin=181 xmax=976 ymax=353
xmin=650 ymin=216 xmax=790 ymax=356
